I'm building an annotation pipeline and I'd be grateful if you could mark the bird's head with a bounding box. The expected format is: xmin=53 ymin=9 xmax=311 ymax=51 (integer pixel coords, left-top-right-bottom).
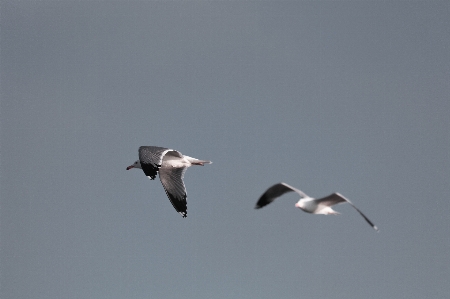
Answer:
xmin=294 ymin=200 xmax=306 ymax=211
xmin=126 ymin=160 xmax=142 ymax=170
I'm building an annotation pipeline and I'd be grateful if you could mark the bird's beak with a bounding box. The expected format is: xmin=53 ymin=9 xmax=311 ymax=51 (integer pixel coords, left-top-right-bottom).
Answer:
xmin=126 ymin=165 xmax=134 ymax=170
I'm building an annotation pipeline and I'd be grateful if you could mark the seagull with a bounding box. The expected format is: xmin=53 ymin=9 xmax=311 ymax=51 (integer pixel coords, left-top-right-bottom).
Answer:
xmin=127 ymin=146 xmax=212 ymax=218
xmin=255 ymin=182 xmax=378 ymax=231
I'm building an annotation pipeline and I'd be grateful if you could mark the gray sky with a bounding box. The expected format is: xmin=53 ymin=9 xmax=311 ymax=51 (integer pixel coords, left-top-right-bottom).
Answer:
xmin=1 ymin=1 xmax=449 ymax=298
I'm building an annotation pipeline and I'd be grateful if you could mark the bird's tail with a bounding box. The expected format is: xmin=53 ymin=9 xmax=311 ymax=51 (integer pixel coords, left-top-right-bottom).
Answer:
xmin=185 ymin=156 xmax=212 ymax=166
xmin=327 ymin=210 xmax=341 ymax=215
xmin=192 ymin=160 xmax=212 ymax=166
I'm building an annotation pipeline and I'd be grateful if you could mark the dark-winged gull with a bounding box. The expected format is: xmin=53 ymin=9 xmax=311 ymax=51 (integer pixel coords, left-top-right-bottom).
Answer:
xmin=127 ymin=146 xmax=212 ymax=218
xmin=255 ymin=182 xmax=378 ymax=231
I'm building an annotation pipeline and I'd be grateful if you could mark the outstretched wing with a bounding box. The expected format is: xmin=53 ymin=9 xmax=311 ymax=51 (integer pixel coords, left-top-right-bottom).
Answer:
xmin=315 ymin=193 xmax=347 ymax=207
xmin=158 ymin=166 xmax=188 ymax=218
xmin=317 ymin=193 xmax=378 ymax=231
xmin=138 ymin=146 xmax=182 ymax=180
xmin=255 ymin=182 xmax=308 ymax=209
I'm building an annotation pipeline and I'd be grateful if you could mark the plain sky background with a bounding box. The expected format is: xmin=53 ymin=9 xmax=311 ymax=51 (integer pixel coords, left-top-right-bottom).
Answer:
xmin=1 ymin=1 xmax=449 ymax=298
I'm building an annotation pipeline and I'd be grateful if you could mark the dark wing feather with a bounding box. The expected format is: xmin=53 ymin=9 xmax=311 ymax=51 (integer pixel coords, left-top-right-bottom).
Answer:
xmin=138 ymin=146 xmax=174 ymax=180
xmin=255 ymin=183 xmax=297 ymax=209
xmin=315 ymin=193 xmax=347 ymax=206
xmin=158 ymin=166 xmax=188 ymax=218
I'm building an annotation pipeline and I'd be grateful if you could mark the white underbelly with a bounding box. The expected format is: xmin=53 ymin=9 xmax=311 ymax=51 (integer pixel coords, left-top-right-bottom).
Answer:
xmin=162 ymin=156 xmax=190 ymax=168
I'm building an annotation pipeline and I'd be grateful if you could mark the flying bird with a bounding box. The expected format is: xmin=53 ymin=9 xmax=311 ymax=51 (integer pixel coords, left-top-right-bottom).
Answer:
xmin=255 ymin=182 xmax=378 ymax=231
xmin=127 ymin=146 xmax=212 ymax=218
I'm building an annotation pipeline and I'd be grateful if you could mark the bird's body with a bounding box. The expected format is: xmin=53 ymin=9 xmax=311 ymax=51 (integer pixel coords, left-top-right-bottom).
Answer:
xmin=295 ymin=198 xmax=338 ymax=215
xmin=127 ymin=146 xmax=211 ymax=218
xmin=256 ymin=182 xmax=378 ymax=231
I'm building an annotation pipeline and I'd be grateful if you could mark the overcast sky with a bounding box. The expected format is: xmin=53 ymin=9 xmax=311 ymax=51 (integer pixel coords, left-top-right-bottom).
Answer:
xmin=1 ymin=1 xmax=449 ymax=299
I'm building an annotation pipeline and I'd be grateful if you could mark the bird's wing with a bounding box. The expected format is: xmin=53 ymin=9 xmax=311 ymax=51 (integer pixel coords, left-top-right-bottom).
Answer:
xmin=279 ymin=182 xmax=309 ymax=198
xmin=315 ymin=193 xmax=348 ymax=206
xmin=138 ymin=146 xmax=182 ymax=180
xmin=255 ymin=182 xmax=308 ymax=209
xmin=158 ymin=166 xmax=188 ymax=218
xmin=317 ymin=193 xmax=378 ymax=231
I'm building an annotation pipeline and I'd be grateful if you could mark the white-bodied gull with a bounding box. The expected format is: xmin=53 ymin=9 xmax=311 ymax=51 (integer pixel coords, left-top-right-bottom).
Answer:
xmin=127 ymin=146 xmax=212 ymax=218
xmin=255 ymin=182 xmax=378 ymax=231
